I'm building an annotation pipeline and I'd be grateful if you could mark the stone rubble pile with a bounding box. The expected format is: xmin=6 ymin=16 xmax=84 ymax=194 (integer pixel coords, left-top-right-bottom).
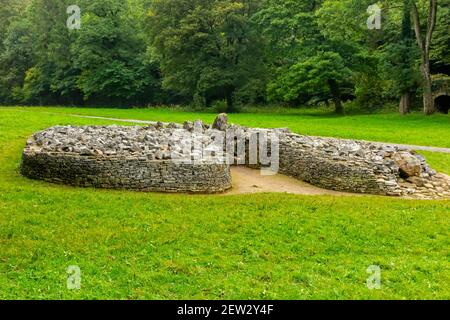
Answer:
xmin=28 ymin=123 xmax=224 ymax=162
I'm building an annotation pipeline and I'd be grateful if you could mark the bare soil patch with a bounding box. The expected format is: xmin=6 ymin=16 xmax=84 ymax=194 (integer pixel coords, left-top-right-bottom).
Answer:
xmin=225 ymin=166 xmax=356 ymax=196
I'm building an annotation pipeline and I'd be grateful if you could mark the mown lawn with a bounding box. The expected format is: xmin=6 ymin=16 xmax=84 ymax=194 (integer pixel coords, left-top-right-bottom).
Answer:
xmin=0 ymin=108 xmax=449 ymax=300
xmin=4 ymin=106 xmax=449 ymax=148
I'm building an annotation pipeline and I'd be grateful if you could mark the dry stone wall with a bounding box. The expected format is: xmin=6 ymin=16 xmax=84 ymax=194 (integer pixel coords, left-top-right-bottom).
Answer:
xmin=276 ymin=134 xmax=450 ymax=197
xmin=21 ymin=125 xmax=231 ymax=193
xmin=226 ymin=124 xmax=450 ymax=199
xmin=21 ymin=153 xmax=231 ymax=193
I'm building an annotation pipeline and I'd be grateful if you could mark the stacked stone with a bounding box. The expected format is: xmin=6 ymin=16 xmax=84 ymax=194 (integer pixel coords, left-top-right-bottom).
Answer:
xmin=275 ymin=134 xmax=449 ymax=198
xmin=28 ymin=123 xmax=215 ymax=160
xmin=21 ymin=123 xmax=232 ymax=193
xmin=216 ymin=120 xmax=450 ymax=199
xmin=21 ymin=113 xmax=450 ymax=198
xmin=21 ymin=152 xmax=231 ymax=193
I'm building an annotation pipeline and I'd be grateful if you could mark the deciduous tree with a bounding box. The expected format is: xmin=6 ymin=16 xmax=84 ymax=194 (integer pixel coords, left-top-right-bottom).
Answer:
xmin=412 ymin=0 xmax=438 ymax=114
xmin=148 ymin=0 xmax=265 ymax=112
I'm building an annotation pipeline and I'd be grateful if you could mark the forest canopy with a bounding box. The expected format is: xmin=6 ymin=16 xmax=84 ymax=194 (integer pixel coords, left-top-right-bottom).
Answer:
xmin=0 ymin=0 xmax=448 ymax=114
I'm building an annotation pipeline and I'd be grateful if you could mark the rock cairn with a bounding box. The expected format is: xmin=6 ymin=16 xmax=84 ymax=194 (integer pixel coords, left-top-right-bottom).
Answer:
xmin=21 ymin=114 xmax=450 ymax=199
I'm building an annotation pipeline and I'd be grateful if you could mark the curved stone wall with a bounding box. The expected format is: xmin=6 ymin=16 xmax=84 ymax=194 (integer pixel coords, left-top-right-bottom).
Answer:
xmin=233 ymin=126 xmax=450 ymax=198
xmin=21 ymin=151 xmax=231 ymax=193
xmin=20 ymin=124 xmax=232 ymax=193
xmin=277 ymin=134 xmax=450 ymax=198
xmin=278 ymin=136 xmax=396 ymax=195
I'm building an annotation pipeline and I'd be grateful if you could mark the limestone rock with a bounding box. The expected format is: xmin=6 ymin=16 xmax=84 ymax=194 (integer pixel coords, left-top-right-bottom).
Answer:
xmin=212 ymin=113 xmax=228 ymax=131
xmin=193 ymin=120 xmax=205 ymax=132
xmin=406 ymin=176 xmax=425 ymax=187
xmin=394 ymin=152 xmax=422 ymax=178
xmin=183 ymin=121 xmax=193 ymax=131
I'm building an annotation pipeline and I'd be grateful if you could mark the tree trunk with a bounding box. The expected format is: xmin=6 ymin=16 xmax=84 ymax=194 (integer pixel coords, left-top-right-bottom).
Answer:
xmin=412 ymin=0 xmax=437 ymax=115
xmin=399 ymin=91 xmax=411 ymax=115
xmin=421 ymin=60 xmax=435 ymax=115
xmin=328 ymin=79 xmax=344 ymax=115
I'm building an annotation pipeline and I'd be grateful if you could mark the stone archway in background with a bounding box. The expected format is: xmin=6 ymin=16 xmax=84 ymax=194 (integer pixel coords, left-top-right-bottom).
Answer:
xmin=432 ymin=75 xmax=449 ymax=114
xmin=434 ymin=95 xmax=450 ymax=114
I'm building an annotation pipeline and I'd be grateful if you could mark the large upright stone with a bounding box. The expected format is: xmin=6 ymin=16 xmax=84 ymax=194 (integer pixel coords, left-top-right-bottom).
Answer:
xmin=212 ymin=113 xmax=228 ymax=131
xmin=183 ymin=121 xmax=194 ymax=131
xmin=194 ymin=119 xmax=205 ymax=132
xmin=394 ymin=152 xmax=422 ymax=178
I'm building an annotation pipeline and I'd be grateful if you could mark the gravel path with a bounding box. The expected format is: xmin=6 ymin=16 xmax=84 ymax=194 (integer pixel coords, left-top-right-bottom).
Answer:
xmin=360 ymin=141 xmax=450 ymax=154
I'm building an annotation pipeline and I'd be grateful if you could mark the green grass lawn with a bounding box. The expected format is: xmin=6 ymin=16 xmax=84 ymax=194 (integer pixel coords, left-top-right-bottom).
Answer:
xmin=0 ymin=108 xmax=449 ymax=300
xmin=4 ymin=106 xmax=449 ymax=148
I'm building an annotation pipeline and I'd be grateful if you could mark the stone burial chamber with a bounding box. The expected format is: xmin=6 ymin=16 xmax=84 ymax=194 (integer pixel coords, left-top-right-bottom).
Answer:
xmin=21 ymin=114 xmax=450 ymax=199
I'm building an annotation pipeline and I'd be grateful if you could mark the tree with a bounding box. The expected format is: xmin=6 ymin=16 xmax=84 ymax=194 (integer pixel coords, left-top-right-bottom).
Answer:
xmin=0 ymin=0 xmax=33 ymax=102
xmin=0 ymin=17 xmax=35 ymax=103
xmin=25 ymin=0 xmax=77 ymax=104
xmin=412 ymin=0 xmax=438 ymax=115
xmin=73 ymin=0 xmax=160 ymax=105
xmin=430 ymin=1 xmax=450 ymax=74
xmin=269 ymin=52 xmax=351 ymax=114
xmin=257 ymin=0 xmax=368 ymax=113
xmin=0 ymin=0 xmax=163 ymax=106
xmin=387 ymin=0 xmax=420 ymax=115
xmin=0 ymin=0 xmax=447 ymax=112
xmin=399 ymin=0 xmax=413 ymax=114
xmin=316 ymin=0 xmax=385 ymax=112
xmin=148 ymin=0 xmax=265 ymax=112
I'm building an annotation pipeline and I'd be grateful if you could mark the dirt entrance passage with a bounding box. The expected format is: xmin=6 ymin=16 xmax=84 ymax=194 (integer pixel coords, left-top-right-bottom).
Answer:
xmin=225 ymin=166 xmax=355 ymax=196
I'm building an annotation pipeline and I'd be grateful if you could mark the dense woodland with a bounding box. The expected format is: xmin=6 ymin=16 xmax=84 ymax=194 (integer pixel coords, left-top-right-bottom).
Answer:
xmin=0 ymin=0 xmax=448 ymax=114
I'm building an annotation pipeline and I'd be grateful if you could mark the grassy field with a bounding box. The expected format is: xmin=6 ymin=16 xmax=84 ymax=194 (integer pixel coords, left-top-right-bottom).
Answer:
xmin=4 ymin=106 xmax=449 ymax=148
xmin=0 ymin=107 xmax=449 ymax=300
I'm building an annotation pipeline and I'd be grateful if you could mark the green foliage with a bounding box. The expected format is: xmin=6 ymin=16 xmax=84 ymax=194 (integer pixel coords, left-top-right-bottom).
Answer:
xmin=430 ymin=2 xmax=450 ymax=72
xmin=73 ymin=0 xmax=160 ymax=105
xmin=256 ymin=0 xmax=383 ymax=113
xmin=21 ymin=67 xmax=47 ymax=103
xmin=148 ymin=0 xmax=266 ymax=112
xmin=0 ymin=0 xmax=448 ymax=111
xmin=381 ymin=0 xmax=421 ymax=100
xmin=268 ymin=52 xmax=351 ymax=103
xmin=0 ymin=0 xmax=164 ymax=106
xmin=253 ymin=0 xmax=321 ymax=58
xmin=255 ymin=0 xmax=326 ymax=107
xmin=353 ymin=72 xmax=385 ymax=111
xmin=316 ymin=0 xmax=388 ymax=111
xmin=382 ymin=41 xmax=421 ymax=95
xmin=316 ymin=0 xmax=372 ymax=43
xmin=0 ymin=17 xmax=34 ymax=102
